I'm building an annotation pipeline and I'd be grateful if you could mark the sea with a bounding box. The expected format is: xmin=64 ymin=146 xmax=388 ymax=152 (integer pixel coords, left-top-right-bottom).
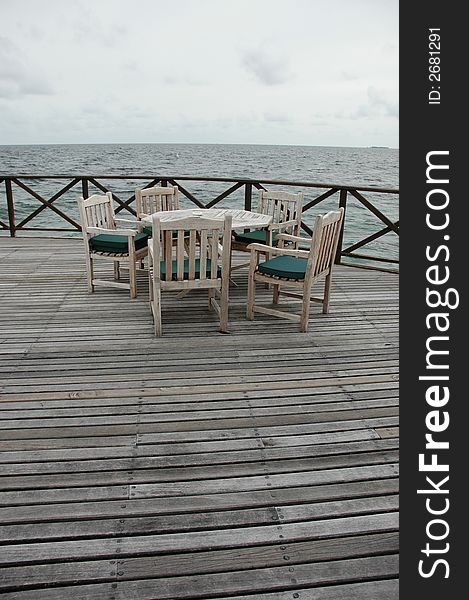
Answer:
xmin=0 ymin=143 xmax=398 ymax=264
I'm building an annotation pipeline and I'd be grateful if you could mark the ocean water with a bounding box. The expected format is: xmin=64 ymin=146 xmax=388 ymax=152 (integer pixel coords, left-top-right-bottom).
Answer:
xmin=0 ymin=143 xmax=398 ymax=264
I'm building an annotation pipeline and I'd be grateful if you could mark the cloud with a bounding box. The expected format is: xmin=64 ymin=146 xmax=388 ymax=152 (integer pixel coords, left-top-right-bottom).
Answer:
xmin=0 ymin=36 xmax=54 ymax=99
xmin=241 ymin=48 xmax=292 ymax=85
xmin=341 ymin=70 xmax=359 ymax=81
xmin=162 ymin=74 xmax=208 ymax=86
xmin=0 ymin=0 xmax=398 ymax=147
xmin=264 ymin=112 xmax=289 ymax=123
xmin=310 ymin=119 xmax=329 ymax=127
xmin=67 ymin=1 xmax=128 ymax=47
xmin=351 ymin=86 xmax=398 ymax=119
xmin=381 ymin=42 xmax=398 ymax=56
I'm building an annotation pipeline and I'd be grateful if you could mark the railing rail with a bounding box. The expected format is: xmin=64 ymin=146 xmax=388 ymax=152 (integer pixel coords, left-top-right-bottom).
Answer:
xmin=0 ymin=175 xmax=399 ymax=272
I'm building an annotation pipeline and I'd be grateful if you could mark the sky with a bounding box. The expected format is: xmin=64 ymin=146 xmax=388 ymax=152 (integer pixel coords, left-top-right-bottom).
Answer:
xmin=0 ymin=0 xmax=399 ymax=147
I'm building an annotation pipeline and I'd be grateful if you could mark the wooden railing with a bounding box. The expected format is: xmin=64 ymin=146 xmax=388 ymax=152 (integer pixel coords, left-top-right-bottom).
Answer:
xmin=0 ymin=175 xmax=399 ymax=271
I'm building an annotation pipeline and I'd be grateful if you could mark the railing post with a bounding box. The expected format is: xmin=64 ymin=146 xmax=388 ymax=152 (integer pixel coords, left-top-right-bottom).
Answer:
xmin=335 ymin=188 xmax=348 ymax=264
xmin=244 ymin=182 xmax=252 ymax=211
xmin=81 ymin=177 xmax=89 ymax=199
xmin=5 ymin=178 xmax=16 ymax=237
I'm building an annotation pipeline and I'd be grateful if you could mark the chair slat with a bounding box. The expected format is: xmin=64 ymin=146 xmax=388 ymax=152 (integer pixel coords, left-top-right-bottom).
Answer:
xmin=210 ymin=229 xmax=219 ymax=279
xmin=188 ymin=231 xmax=196 ymax=279
xmin=316 ymin=223 xmax=332 ymax=275
xmin=324 ymin=223 xmax=338 ymax=271
xmin=176 ymin=230 xmax=185 ymax=281
xmin=199 ymin=230 xmax=208 ymax=281
xmin=164 ymin=231 xmax=172 ymax=281
xmin=89 ymin=205 xmax=97 ymax=227
xmin=153 ymin=222 xmax=161 ymax=280
xmin=100 ymin=203 xmax=107 ymax=228
xmin=106 ymin=199 xmax=115 ymax=229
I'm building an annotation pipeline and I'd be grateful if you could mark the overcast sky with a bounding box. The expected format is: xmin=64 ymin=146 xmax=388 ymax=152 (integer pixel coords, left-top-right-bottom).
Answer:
xmin=0 ymin=0 xmax=398 ymax=147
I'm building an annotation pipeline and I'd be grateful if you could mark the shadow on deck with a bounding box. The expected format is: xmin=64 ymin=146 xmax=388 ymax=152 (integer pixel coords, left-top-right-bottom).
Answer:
xmin=0 ymin=237 xmax=399 ymax=599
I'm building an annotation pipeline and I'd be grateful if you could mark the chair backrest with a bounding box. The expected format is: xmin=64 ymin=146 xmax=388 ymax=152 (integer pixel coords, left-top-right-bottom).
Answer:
xmin=308 ymin=208 xmax=344 ymax=279
xmin=150 ymin=214 xmax=232 ymax=283
xmin=257 ymin=189 xmax=303 ymax=234
xmin=135 ymin=185 xmax=179 ymax=218
xmin=77 ymin=192 xmax=116 ymax=233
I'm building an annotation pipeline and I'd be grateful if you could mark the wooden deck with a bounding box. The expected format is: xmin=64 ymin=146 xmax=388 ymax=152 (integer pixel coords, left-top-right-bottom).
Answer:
xmin=0 ymin=237 xmax=399 ymax=599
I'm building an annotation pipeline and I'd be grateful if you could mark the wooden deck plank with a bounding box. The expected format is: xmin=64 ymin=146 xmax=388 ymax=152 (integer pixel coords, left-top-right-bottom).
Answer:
xmin=0 ymin=557 xmax=398 ymax=599
xmin=0 ymin=416 xmax=399 ymax=451
xmin=0 ymin=438 xmax=398 ymax=471
xmin=0 ymin=496 xmax=398 ymax=543
xmin=0 ymin=532 xmax=398 ymax=590
xmin=0 ymin=450 xmax=399 ymax=489
xmin=0 ymin=478 xmax=399 ymax=525
xmin=0 ymin=237 xmax=399 ymax=598
xmin=0 ymin=514 xmax=398 ymax=564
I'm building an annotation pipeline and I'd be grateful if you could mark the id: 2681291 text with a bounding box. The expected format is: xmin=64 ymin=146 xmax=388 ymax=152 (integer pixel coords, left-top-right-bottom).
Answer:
xmin=428 ymin=28 xmax=441 ymax=105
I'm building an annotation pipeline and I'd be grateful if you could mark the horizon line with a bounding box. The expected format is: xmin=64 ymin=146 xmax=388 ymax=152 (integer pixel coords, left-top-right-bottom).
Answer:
xmin=0 ymin=141 xmax=399 ymax=150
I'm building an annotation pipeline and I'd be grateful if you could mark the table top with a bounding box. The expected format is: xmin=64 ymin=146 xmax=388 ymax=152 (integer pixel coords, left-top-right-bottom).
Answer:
xmin=142 ymin=208 xmax=272 ymax=230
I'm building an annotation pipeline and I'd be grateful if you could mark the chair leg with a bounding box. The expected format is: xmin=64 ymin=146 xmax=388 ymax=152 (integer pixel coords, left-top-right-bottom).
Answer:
xmin=85 ymin=254 xmax=94 ymax=293
xmin=148 ymin=271 xmax=153 ymax=308
xmin=247 ymin=273 xmax=256 ymax=320
xmin=300 ymin=291 xmax=311 ymax=333
xmin=229 ymin=243 xmax=233 ymax=279
xmin=153 ymin=285 xmax=162 ymax=336
xmin=272 ymin=284 xmax=280 ymax=304
xmin=219 ymin=282 xmax=229 ymax=333
xmin=208 ymin=288 xmax=215 ymax=311
xmin=129 ymin=261 xmax=137 ymax=299
xmin=263 ymin=252 xmax=271 ymax=289
xmin=113 ymin=261 xmax=120 ymax=280
xmin=323 ymin=273 xmax=332 ymax=314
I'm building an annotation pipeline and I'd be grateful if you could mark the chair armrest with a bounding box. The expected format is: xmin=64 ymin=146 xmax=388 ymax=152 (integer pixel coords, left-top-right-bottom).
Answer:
xmin=270 ymin=219 xmax=298 ymax=231
xmin=114 ymin=218 xmax=139 ymax=226
xmin=277 ymin=233 xmax=310 ymax=243
xmin=115 ymin=217 xmax=144 ymax=233
xmin=247 ymin=242 xmax=277 ymax=253
xmin=87 ymin=227 xmax=137 ymax=236
xmin=137 ymin=213 xmax=151 ymax=224
xmin=277 ymin=233 xmax=312 ymax=248
xmin=248 ymin=243 xmax=309 ymax=259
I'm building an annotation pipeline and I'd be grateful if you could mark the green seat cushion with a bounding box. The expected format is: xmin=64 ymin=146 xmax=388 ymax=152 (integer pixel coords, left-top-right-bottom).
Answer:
xmin=159 ymin=258 xmax=221 ymax=280
xmin=257 ymin=255 xmax=308 ymax=280
xmin=89 ymin=231 xmax=150 ymax=254
xmin=233 ymin=229 xmax=278 ymax=245
xmin=143 ymin=227 xmax=191 ymax=238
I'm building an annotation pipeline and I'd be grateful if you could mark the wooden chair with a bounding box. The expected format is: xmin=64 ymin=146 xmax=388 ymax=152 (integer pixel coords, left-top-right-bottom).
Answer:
xmin=231 ymin=189 xmax=304 ymax=268
xmin=136 ymin=184 xmax=191 ymax=255
xmin=246 ymin=208 xmax=344 ymax=332
xmin=148 ymin=213 xmax=232 ymax=336
xmin=135 ymin=185 xmax=180 ymax=234
xmin=77 ymin=192 xmax=150 ymax=299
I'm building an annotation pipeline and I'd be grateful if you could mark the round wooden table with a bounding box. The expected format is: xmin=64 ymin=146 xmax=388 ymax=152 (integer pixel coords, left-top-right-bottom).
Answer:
xmin=142 ymin=208 xmax=273 ymax=284
xmin=142 ymin=207 xmax=272 ymax=230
